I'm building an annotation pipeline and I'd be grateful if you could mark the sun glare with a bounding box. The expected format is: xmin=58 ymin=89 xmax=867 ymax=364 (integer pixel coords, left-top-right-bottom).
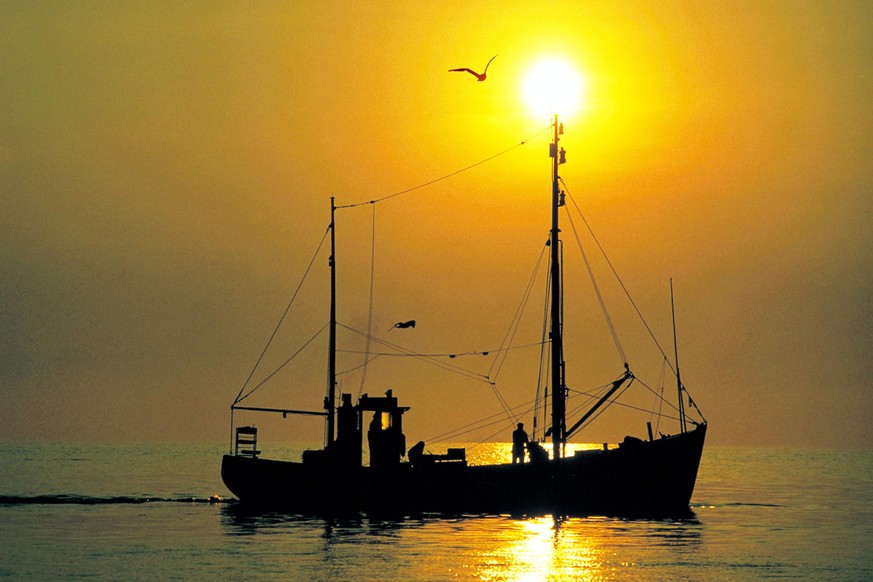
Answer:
xmin=521 ymin=57 xmax=587 ymax=121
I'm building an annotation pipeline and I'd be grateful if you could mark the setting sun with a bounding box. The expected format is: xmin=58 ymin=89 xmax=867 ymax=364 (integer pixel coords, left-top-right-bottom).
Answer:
xmin=521 ymin=57 xmax=587 ymax=120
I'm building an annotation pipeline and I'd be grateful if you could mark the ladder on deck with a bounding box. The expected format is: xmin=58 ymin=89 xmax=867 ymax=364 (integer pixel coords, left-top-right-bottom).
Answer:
xmin=234 ymin=426 xmax=260 ymax=458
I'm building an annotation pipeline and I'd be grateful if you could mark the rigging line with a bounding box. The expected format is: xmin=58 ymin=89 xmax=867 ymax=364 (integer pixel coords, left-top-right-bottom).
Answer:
xmin=489 ymin=380 xmax=519 ymax=427
xmin=633 ymin=376 xmax=682 ymax=416
xmin=685 ymin=389 xmax=706 ymax=421
xmin=564 ymin=381 xmax=634 ymax=433
xmin=338 ymin=323 xmax=491 ymax=383
xmin=488 ymin=243 xmax=548 ymax=382
xmin=335 ymin=125 xmax=552 ymax=209
xmin=603 ymin=396 xmax=683 ymax=424
xmin=534 ymin=250 xmax=553 ymax=442
xmin=563 ymin=380 xmax=615 ymax=419
xmin=337 ymin=341 xmax=545 ymax=359
xmin=654 ymin=357 xmax=667 ymax=437
xmin=564 ymin=376 xmax=622 ymax=396
xmin=564 ymin=374 xmax=675 ymax=413
xmin=233 ymin=226 xmax=331 ymax=404
xmin=338 ymin=353 xmax=381 ymax=376
xmin=570 ymin=387 xmax=684 ymax=432
xmin=429 ymin=391 xmax=541 ymax=440
xmin=472 ymin=406 xmax=540 ymax=448
xmin=357 ymin=204 xmax=377 ymax=399
xmin=563 ymin=182 xmax=675 ymax=372
xmin=563 ymin=204 xmax=627 ymax=366
xmin=427 ymin=398 xmax=538 ymax=444
xmin=428 ymin=412 xmax=507 ymax=443
xmin=432 ymin=410 xmax=517 ymax=445
xmin=566 ymin=376 xmax=633 ymax=406
xmin=563 ymin=373 xmax=635 ymax=409
xmin=235 ymin=323 xmax=329 ymax=404
xmin=338 ymin=322 xmax=487 ymax=373
xmin=566 ymin=180 xmax=706 ymax=422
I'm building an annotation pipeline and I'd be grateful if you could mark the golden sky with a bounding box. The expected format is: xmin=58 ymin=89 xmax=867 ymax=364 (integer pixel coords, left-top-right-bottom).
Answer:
xmin=2 ymin=1 xmax=872 ymax=447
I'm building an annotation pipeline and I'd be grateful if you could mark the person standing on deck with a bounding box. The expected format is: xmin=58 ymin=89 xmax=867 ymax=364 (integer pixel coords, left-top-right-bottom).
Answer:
xmin=512 ymin=423 xmax=529 ymax=464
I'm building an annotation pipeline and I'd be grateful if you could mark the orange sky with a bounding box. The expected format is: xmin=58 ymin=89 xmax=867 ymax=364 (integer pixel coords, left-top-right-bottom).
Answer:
xmin=2 ymin=1 xmax=872 ymax=447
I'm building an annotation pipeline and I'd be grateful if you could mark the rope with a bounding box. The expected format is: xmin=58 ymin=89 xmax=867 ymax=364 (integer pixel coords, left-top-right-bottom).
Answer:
xmin=654 ymin=357 xmax=667 ymax=436
xmin=426 ymin=397 xmax=537 ymax=444
xmin=476 ymin=245 xmax=549 ymax=431
xmin=429 ymin=371 xmax=670 ymax=446
xmin=534 ymin=251 xmax=553 ymax=443
xmin=356 ymin=204 xmax=377 ymax=398
xmin=488 ymin=243 xmax=548 ymax=383
xmin=233 ymin=227 xmax=330 ymax=404
xmin=335 ymin=126 xmax=551 ymax=209
xmin=487 ymin=380 xmax=519 ymax=428
xmin=421 ymin=361 xmax=688 ymax=446
xmin=563 ymin=182 xmax=674 ymax=372
xmin=569 ymin=385 xmax=684 ymax=428
xmin=337 ymin=341 xmax=543 ymax=360
xmin=563 ymin=378 xmax=634 ymax=434
xmin=633 ymin=376 xmax=682 ymax=416
xmin=564 ymin=182 xmax=706 ymax=422
xmin=235 ymin=323 xmax=329 ymax=404
xmin=338 ymin=353 xmax=380 ymax=377
xmin=563 ymin=204 xmax=627 ymax=366
xmin=338 ymin=323 xmax=492 ymax=384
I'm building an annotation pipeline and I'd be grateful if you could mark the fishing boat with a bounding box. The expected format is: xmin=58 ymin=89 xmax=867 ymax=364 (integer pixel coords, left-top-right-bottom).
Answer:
xmin=221 ymin=116 xmax=707 ymax=517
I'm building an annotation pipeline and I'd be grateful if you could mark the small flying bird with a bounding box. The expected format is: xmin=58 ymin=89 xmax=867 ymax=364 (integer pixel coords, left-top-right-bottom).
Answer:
xmin=449 ymin=54 xmax=497 ymax=82
xmin=390 ymin=320 xmax=416 ymax=330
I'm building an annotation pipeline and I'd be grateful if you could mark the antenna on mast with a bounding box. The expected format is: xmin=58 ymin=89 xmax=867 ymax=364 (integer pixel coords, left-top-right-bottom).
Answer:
xmin=671 ymin=278 xmax=687 ymax=433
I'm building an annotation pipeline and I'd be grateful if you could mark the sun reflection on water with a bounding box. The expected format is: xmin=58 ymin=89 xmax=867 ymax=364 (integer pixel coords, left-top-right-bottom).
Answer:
xmin=459 ymin=442 xmax=609 ymax=466
xmin=476 ymin=516 xmax=607 ymax=582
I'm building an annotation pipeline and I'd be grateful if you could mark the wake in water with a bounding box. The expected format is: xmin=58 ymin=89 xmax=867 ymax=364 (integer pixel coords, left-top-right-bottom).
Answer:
xmin=691 ymin=502 xmax=785 ymax=508
xmin=0 ymin=494 xmax=234 ymax=505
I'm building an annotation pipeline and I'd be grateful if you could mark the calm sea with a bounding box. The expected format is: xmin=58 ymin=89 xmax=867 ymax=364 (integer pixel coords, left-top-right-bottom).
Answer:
xmin=0 ymin=442 xmax=870 ymax=581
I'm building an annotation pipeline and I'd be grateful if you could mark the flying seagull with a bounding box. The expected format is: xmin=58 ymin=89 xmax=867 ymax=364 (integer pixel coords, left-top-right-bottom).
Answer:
xmin=388 ymin=320 xmax=416 ymax=332
xmin=449 ymin=54 xmax=497 ymax=82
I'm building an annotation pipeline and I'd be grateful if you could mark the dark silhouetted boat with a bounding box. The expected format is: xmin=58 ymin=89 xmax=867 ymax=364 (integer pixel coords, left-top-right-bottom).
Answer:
xmin=221 ymin=116 xmax=707 ymax=517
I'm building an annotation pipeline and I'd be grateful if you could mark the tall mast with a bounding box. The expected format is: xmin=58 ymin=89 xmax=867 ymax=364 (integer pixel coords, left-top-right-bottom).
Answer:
xmin=549 ymin=115 xmax=566 ymax=458
xmin=326 ymin=197 xmax=337 ymax=446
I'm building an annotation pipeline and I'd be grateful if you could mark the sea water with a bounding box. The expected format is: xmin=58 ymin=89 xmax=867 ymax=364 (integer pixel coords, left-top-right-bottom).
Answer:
xmin=0 ymin=442 xmax=871 ymax=581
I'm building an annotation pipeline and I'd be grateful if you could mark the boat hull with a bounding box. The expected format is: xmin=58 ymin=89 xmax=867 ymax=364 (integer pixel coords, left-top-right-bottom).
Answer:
xmin=221 ymin=423 xmax=706 ymax=518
